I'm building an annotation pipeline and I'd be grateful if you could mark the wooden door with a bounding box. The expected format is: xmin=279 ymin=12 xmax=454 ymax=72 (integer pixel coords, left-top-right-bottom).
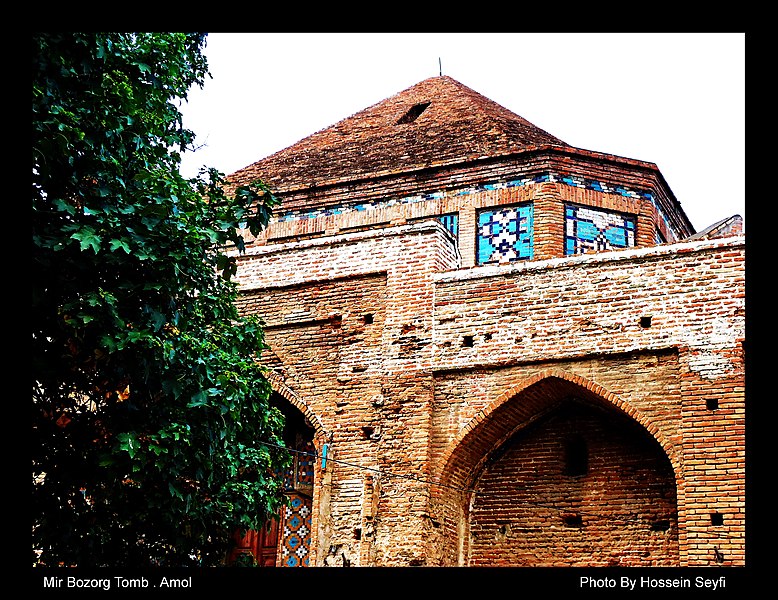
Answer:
xmin=255 ymin=518 xmax=280 ymax=567
xmin=228 ymin=518 xmax=279 ymax=566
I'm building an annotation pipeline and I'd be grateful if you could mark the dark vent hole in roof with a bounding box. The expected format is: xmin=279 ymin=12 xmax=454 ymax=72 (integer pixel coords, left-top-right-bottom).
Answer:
xmin=396 ymin=102 xmax=431 ymax=124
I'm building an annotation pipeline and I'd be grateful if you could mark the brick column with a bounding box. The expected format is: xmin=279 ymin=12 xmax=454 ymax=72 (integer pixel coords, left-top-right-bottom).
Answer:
xmin=533 ymin=183 xmax=565 ymax=261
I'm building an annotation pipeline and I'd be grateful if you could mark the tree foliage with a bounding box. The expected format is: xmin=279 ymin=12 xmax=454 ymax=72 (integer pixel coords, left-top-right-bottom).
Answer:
xmin=32 ymin=32 xmax=290 ymax=566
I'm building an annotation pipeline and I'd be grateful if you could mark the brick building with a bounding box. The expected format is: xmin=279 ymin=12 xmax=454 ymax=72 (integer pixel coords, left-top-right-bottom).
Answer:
xmin=225 ymin=76 xmax=745 ymax=567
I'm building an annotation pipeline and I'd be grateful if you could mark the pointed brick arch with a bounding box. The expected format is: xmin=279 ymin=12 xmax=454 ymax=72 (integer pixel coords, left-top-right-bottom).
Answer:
xmin=492 ymin=369 xmax=677 ymax=467
xmin=429 ymin=368 xmax=682 ymax=565
xmin=264 ymin=369 xmax=328 ymax=440
xmin=230 ymin=370 xmax=328 ymax=568
xmin=435 ymin=368 xmax=678 ymax=495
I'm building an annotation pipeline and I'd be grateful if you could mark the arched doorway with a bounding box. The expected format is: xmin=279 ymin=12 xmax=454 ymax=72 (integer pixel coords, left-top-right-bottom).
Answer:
xmin=229 ymin=392 xmax=316 ymax=567
xmin=468 ymin=398 xmax=678 ymax=566
xmin=432 ymin=370 xmax=680 ymax=566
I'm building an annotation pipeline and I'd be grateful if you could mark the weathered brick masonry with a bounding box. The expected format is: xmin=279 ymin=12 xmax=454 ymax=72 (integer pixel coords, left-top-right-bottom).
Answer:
xmin=427 ymin=238 xmax=745 ymax=566
xmin=227 ymin=76 xmax=745 ymax=567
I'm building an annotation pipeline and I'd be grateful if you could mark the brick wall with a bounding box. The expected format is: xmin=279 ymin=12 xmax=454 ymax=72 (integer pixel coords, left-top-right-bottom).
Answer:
xmin=468 ymin=401 xmax=679 ymax=566
xmin=426 ymin=237 xmax=745 ymax=566
xmin=235 ymin=223 xmax=457 ymax=565
xmin=233 ymin=224 xmax=745 ymax=567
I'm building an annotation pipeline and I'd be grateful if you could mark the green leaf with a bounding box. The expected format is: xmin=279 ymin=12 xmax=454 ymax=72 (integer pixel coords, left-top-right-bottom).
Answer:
xmin=70 ymin=227 xmax=101 ymax=253
xmin=147 ymin=308 xmax=166 ymax=331
xmin=53 ymin=198 xmax=76 ymax=215
xmin=117 ymin=432 xmax=138 ymax=459
xmin=168 ymin=483 xmax=183 ymax=499
xmin=109 ymin=239 xmax=131 ymax=253
xmin=188 ymin=390 xmax=208 ymax=408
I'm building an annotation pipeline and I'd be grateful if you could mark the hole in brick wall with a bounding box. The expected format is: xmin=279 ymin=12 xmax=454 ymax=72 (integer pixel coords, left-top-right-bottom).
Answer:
xmin=563 ymin=435 xmax=588 ymax=477
xmin=363 ymin=314 xmax=374 ymax=325
xmin=354 ymin=528 xmax=362 ymax=540
xmin=563 ymin=514 xmax=583 ymax=528
xmin=640 ymin=316 xmax=652 ymax=328
xmin=706 ymin=398 xmax=719 ymax=410
xmin=362 ymin=426 xmax=374 ymax=439
xmin=484 ymin=332 xmax=492 ymax=341
xmin=651 ymin=519 xmax=671 ymax=532
xmin=463 ymin=335 xmax=474 ymax=347
xmin=710 ymin=513 xmax=724 ymax=526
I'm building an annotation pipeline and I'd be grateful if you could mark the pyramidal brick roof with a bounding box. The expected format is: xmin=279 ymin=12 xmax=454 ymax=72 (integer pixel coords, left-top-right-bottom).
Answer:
xmin=229 ymin=75 xmax=572 ymax=191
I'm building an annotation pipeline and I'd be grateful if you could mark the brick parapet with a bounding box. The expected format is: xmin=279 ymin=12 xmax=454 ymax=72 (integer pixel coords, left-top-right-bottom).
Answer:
xmin=431 ymin=236 xmax=745 ymax=371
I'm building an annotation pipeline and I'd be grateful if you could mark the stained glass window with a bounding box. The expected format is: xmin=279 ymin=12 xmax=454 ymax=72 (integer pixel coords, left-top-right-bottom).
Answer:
xmin=282 ymin=436 xmax=315 ymax=494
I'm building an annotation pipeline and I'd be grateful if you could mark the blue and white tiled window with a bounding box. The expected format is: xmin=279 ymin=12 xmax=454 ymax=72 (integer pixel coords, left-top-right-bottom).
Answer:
xmin=564 ymin=204 xmax=635 ymax=255
xmin=477 ymin=204 xmax=534 ymax=265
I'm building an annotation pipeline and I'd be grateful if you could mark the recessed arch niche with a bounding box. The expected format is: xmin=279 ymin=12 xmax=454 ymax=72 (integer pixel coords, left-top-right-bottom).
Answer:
xmin=432 ymin=370 xmax=679 ymax=566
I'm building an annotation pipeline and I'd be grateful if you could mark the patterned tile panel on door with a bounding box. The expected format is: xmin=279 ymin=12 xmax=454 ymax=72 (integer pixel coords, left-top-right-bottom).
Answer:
xmin=280 ymin=493 xmax=312 ymax=567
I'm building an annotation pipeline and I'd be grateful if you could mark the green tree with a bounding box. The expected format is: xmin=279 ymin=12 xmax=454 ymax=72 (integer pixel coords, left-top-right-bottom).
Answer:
xmin=32 ymin=32 xmax=290 ymax=566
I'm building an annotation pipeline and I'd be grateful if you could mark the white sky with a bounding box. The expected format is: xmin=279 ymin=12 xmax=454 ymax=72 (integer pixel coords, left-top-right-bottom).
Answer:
xmin=178 ymin=32 xmax=745 ymax=233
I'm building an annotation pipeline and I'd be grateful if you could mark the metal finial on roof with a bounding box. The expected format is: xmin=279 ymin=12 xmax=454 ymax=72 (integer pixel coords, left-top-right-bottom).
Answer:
xmin=439 ymin=57 xmax=442 ymax=76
